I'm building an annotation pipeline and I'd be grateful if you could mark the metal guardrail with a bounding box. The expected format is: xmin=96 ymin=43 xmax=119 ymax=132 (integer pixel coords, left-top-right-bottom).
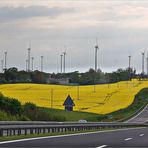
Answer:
xmin=0 ymin=122 xmax=147 ymax=137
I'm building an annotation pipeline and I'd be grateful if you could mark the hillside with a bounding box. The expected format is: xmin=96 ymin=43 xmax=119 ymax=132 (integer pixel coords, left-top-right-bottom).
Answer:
xmin=0 ymin=79 xmax=148 ymax=114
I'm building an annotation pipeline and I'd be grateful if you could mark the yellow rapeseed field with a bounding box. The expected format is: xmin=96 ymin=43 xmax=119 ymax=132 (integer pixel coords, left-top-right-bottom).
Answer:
xmin=0 ymin=79 xmax=148 ymax=114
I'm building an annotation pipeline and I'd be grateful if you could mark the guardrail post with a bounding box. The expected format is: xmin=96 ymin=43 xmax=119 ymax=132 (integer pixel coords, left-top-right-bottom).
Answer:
xmin=18 ymin=129 xmax=21 ymax=135
xmin=47 ymin=128 xmax=50 ymax=133
xmin=43 ymin=128 xmax=45 ymax=134
xmin=24 ymin=129 xmax=27 ymax=135
xmin=10 ymin=129 xmax=12 ymax=136
xmin=6 ymin=129 xmax=8 ymax=136
xmin=63 ymin=128 xmax=65 ymax=132
xmin=0 ymin=129 xmax=3 ymax=136
xmin=35 ymin=128 xmax=37 ymax=134
xmin=13 ymin=129 xmax=15 ymax=136
xmin=30 ymin=129 xmax=33 ymax=134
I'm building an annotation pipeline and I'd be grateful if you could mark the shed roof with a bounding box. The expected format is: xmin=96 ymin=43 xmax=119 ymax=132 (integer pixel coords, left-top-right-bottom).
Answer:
xmin=63 ymin=95 xmax=75 ymax=107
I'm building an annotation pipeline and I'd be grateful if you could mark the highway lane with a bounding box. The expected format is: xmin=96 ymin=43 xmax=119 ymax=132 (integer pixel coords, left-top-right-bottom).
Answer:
xmin=127 ymin=105 xmax=148 ymax=123
xmin=0 ymin=127 xmax=148 ymax=148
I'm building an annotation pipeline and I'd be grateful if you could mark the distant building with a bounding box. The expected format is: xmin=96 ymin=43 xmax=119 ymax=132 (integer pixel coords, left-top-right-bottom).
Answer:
xmin=48 ymin=75 xmax=70 ymax=85
xmin=63 ymin=95 xmax=75 ymax=111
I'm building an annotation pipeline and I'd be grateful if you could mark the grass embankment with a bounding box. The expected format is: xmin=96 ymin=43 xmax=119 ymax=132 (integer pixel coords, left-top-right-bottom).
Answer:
xmin=0 ymin=88 xmax=148 ymax=122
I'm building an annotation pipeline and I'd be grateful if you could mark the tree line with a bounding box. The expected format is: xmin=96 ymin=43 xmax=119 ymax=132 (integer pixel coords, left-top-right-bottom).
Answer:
xmin=0 ymin=67 xmax=140 ymax=85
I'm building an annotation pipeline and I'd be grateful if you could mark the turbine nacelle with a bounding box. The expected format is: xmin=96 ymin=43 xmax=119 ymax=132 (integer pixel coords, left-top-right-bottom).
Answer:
xmin=95 ymin=45 xmax=99 ymax=50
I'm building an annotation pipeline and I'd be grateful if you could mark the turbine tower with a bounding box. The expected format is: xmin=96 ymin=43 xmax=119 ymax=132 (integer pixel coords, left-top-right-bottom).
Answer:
xmin=141 ymin=51 xmax=145 ymax=74
xmin=41 ymin=56 xmax=43 ymax=72
xmin=60 ymin=54 xmax=63 ymax=73
xmin=27 ymin=47 xmax=31 ymax=72
xmin=1 ymin=60 xmax=3 ymax=73
xmin=26 ymin=59 xmax=28 ymax=72
xmin=63 ymin=51 xmax=67 ymax=73
xmin=146 ymin=51 xmax=148 ymax=75
xmin=95 ymin=38 xmax=99 ymax=72
xmin=31 ymin=57 xmax=34 ymax=71
xmin=4 ymin=51 xmax=7 ymax=71
xmin=128 ymin=55 xmax=131 ymax=70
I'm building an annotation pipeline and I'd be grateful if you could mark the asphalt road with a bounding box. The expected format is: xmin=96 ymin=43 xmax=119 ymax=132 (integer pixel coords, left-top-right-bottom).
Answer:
xmin=0 ymin=127 xmax=148 ymax=148
xmin=127 ymin=105 xmax=148 ymax=123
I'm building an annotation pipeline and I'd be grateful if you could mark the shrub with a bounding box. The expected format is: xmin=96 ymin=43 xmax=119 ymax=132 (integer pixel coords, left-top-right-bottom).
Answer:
xmin=0 ymin=94 xmax=22 ymax=115
xmin=8 ymin=98 xmax=22 ymax=115
xmin=23 ymin=102 xmax=37 ymax=111
xmin=0 ymin=110 xmax=17 ymax=121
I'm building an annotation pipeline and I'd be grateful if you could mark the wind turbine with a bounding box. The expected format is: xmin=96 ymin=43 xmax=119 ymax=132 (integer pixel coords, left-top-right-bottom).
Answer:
xmin=95 ymin=38 xmax=99 ymax=72
xmin=141 ymin=50 xmax=145 ymax=74
xmin=146 ymin=51 xmax=148 ymax=75
xmin=128 ymin=55 xmax=131 ymax=70
xmin=41 ymin=55 xmax=43 ymax=72
xmin=60 ymin=54 xmax=63 ymax=73
xmin=63 ymin=51 xmax=67 ymax=73
xmin=4 ymin=51 xmax=7 ymax=71
xmin=1 ymin=60 xmax=3 ymax=73
xmin=26 ymin=59 xmax=28 ymax=72
xmin=27 ymin=47 xmax=31 ymax=72
xmin=31 ymin=57 xmax=34 ymax=71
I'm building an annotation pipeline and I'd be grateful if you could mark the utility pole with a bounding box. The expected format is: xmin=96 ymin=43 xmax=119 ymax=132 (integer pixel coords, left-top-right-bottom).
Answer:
xmin=31 ymin=57 xmax=34 ymax=71
xmin=41 ymin=56 xmax=43 ymax=72
xmin=77 ymin=85 xmax=80 ymax=100
xmin=51 ymin=89 xmax=53 ymax=108
xmin=60 ymin=54 xmax=63 ymax=73
xmin=63 ymin=51 xmax=66 ymax=73
xmin=1 ymin=60 xmax=3 ymax=73
xmin=27 ymin=48 xmax=31 ymax=72
xmin=77 ymin=74 xmax=81 ymax=100
xmin=94 ymin=80 xmax=96 ymax=92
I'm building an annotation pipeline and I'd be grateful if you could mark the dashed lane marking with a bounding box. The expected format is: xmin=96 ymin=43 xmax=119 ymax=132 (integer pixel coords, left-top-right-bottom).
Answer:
xmin=96 ymin=145 xmax=107 ymax=148
xmin=124 ymin=138 xmax=133 ymax=141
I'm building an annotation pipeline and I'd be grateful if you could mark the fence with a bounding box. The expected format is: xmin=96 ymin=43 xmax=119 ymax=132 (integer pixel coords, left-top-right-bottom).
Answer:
xmin=0 ymin=122 xmax=147 ymax=137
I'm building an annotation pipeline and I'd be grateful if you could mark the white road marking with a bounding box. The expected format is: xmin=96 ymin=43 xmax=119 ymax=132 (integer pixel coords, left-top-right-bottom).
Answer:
xmin=124 ymin=138 xmax=133 ymax=141
xmin=96 ymin=145 xmax=107 ymax=148
xmin=139 ymin=134 xmax=144 ymax=137
xmin=0 ymin=127 xmax=145 ymax=145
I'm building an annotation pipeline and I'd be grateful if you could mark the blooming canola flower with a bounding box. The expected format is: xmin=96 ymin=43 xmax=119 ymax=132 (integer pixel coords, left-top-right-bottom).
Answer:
xmin=0 ymin=79 xmax=147 ymax=114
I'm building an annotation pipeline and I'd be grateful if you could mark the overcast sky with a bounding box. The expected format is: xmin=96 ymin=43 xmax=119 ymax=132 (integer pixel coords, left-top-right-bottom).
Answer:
xmin=0 ymin=0 xmax=148 ymax=73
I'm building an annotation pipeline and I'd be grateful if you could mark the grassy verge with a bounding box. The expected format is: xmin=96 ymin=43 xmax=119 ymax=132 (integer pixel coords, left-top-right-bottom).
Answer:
xmin=40 ymin=107 xmax=103 ymax=122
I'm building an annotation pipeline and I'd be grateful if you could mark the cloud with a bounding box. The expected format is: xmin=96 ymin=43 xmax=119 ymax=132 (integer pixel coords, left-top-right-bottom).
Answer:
xmin=0 ymin=5 xmax=75 ymax=23
xmin=0 ymin=1 xmax=148 ymax=73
